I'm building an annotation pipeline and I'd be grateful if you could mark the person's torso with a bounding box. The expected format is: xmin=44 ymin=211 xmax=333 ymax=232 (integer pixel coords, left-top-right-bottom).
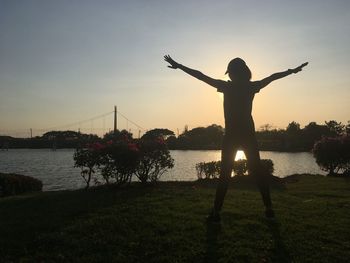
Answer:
xmin=222 ymin=81 xmax=256 ymax=132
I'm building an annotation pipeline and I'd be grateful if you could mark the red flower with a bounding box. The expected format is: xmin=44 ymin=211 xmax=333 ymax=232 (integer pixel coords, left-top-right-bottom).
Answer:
xmin=128 ymin=143 xmax=139 ymax=152
xmin=155 ymin=137 xmax=165 ymax=145
xmin=90 ymin=142 xmax=105 ymax=150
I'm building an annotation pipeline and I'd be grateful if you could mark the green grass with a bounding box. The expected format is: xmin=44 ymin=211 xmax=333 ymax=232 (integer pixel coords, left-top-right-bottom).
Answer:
xmin=0 ymin=175 xmax=349 ymax=262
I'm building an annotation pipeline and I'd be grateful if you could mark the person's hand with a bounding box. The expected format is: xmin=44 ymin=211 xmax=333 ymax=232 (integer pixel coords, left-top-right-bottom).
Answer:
xmin=292 ymin=62 xmax=308 ymax=73
xmin=164 ymin=55 xmax=180 ymax=69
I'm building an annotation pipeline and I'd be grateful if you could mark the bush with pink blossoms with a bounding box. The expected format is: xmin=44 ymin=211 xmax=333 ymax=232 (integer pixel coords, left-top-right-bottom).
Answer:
xmin=74 ymin=136 xmax=174 ymax=188
xmin=99 ymin=139 xmax=140 ymax=185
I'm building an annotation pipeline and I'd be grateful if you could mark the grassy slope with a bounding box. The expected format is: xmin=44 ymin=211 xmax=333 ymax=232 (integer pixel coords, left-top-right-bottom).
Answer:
xmin=0 ymin=175 xmax=349 ymax=263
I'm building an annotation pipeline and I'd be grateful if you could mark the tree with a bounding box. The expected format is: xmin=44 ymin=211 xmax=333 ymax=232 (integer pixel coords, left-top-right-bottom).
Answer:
xmin=346 ymin=121 xmax=350 ymax=135
xmin=286 ymin=121 xmax=301 ymax=134
xmin=313 ymin=136 xmax=350 ymax=176
xmin=176 ymin=124 xmax=224 ymax=149
xmin=42 ymin=130 xmax=99 ymax=149
xmin=302 ymin=122 xmax=330 ymax=150
xmin=141 ymin=128 xmax=175 ymax=140
xmin=73 ymin=143 xmax=103 ymax=188
xmin=259 ymin=123 xmax=274 ymax=132
xmin=134 ymin=138 xmax=174 ymax=184
xmin=165 ymin=135 xmax=177 ymax=148
xmin=103 ymin=129 xmax=132 ymax=141
xmin=325 ymin=120 xmax=345 ymax=137
xmin=256 ymin=129 xmax=285 ymax=151
xmin=183 ymin=125 xmax=189 ymax=134
xmin=284 ymin=121 xmax=303 ymax=151
xmin=42 ymin=130 xmax=94 ymax=140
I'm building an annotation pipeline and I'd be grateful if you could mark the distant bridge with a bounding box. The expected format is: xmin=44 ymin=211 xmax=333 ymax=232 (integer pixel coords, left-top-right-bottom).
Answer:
xmin=0 ymin=106 xmax=146 ymax=138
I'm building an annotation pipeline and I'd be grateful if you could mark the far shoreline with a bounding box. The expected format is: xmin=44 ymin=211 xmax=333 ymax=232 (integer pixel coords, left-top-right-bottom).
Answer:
xmin=1 ymin=147 xmax=313 ymax=153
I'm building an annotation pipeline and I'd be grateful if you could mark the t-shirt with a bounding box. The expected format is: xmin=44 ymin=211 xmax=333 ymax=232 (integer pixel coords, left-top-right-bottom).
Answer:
xmin=216 ymin=80 xmax=262 ymax=135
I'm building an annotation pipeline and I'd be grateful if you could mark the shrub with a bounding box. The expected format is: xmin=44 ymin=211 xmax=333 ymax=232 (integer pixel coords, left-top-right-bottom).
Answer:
xmin=0 ymin=173 xmax=42 ymax=197
xmin=99 ymin=139 xmax=140 ymax=185
xmin=195 ymin=161 xmax=221 ymax=179
xmin=196 ymin=159 xmax=274 ymax=179
xmin=233 ymin=159 xmax=274 ymax=176
xmin=313 ymin=135 xmax=350 ymax=176
xmin=73 ymin=136 xmax=175 ymax=188
xmin=73 ymin=142 xmax=104 ymax=188
xmin=134 ymin=138 xmax=174 ymax=184
xmin=233 ymin=160 xmax=247 ymax=176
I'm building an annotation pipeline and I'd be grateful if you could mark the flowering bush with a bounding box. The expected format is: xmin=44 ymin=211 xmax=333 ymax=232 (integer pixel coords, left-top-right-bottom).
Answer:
xmin=134 ymin=137 xmax=174 ymax=184
xmin=313 ymin=135 xmax=350 ymax=176
xmin=100 ymin=139 xmax=140 ymax=185
xmin=74 ymin=136 xmax=174 ymax=188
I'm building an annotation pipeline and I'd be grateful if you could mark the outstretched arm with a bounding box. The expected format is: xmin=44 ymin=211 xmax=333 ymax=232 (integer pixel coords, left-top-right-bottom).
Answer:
xmin=258 ymin=62 xmax=308 ymax=89
xmin=164 ymin=55 xmax=224 ymax=89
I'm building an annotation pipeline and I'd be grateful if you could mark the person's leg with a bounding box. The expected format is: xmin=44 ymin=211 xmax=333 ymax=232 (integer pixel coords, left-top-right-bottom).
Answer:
xmin=212 ymin=136 xmax=237 ymax=215
xmin=243 ymin=137 xmax=274 ymax=216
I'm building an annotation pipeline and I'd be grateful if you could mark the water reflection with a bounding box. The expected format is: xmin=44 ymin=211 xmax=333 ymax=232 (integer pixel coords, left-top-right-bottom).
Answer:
xmin=0 ymin=149 xmax=325 ymax=191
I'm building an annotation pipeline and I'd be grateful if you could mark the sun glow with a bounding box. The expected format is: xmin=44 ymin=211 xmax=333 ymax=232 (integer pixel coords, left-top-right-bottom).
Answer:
xmin=234 ymin=150 xmax=246 ymax=161
xmin=218 ymin=93 xmax=223 ymax=100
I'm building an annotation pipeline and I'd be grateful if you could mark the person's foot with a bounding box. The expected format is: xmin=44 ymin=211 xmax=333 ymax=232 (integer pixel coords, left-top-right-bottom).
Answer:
xmin=265 ymin=208 xmax=275 ymax=219
xmin=206 ymin=210 xmax=221 ymax=224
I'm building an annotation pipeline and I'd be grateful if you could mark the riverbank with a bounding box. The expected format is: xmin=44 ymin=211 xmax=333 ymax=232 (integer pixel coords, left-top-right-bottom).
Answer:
xmin=1 ymin=175 xmax=349 ymax=262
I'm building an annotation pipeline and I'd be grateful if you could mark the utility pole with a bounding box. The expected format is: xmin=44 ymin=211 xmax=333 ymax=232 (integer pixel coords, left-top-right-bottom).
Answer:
xmin=114 ymin=105 xmax=117 ymax=134
xmin=30 ymin=128 xmax=32 ymax=138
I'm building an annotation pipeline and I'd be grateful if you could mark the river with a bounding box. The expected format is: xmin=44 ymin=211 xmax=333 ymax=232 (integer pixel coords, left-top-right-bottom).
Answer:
xmin=0 ymin=149 xmax=325 ymax=191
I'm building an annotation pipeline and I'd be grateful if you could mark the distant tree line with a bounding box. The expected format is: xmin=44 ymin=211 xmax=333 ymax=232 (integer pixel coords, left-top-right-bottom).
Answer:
xmin=255 ymin=120 xmax=349 ymax=152
xmin=0 ymin=131 xmax=99 ymax=149
xmin=1 ymin=120 xmax=349 ymax=152
xmin=166 ymin=124 xmax=224 ymax=150
xmin=165 ymin=120 xmax=350 ymax=152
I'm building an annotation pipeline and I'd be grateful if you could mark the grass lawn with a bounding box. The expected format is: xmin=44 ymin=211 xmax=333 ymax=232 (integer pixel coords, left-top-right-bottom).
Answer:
xmin=0 ymin=175 xmax=349 ymax=262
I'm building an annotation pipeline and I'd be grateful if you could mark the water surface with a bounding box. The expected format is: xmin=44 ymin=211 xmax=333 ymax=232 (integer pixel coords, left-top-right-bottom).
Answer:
xmin=0 ymin=149 xmax=325 ymax=191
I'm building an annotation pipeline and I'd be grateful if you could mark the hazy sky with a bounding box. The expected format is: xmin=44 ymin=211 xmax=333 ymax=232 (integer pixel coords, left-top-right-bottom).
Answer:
xmin=1 ymin=0 xmax=349 ymax=137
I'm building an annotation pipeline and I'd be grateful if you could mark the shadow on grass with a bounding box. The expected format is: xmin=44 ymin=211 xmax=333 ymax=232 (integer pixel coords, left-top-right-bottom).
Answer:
xmin=204 ymin=222 xmax=221 ymax=263
xmin=204 ymin=217 xmax=292 ymax=262
xmin=266 ymin=219 xmax=292 ymax=262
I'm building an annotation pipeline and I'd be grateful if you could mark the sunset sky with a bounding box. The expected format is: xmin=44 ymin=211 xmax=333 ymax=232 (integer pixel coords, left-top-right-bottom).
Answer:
xmin=1 ymin=0 xmax=349 ymax=137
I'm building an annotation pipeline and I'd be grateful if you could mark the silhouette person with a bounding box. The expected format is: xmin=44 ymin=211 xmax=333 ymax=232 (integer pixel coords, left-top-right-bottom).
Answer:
xmin=164 ymin=55 xmax=308 ymax=222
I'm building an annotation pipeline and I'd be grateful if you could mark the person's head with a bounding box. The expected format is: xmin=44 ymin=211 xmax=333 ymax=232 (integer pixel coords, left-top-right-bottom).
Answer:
xmin=225 ymin=58 xmax=251 ymax=82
